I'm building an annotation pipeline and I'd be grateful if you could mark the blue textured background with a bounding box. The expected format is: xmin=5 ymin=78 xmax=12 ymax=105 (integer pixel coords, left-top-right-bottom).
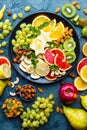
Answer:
xmin=0 ymin=0 xmax=87 ymax=130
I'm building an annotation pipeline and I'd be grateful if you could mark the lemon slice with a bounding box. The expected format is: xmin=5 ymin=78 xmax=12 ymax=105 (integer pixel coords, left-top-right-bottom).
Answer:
xmin=74 ymin=76 xmax=87 ymax=91
xmin=50 ymin=22 xmax=64 ymax=40
xmin=0 ymin=64 xmax=11 ymax=79
xmin=80 ymin=65 xmax=87 ymax=82
xmin=32 ymin=15 xmax=50 ymax=28
xmin=35 ymin=60 xmax=50 ymax=76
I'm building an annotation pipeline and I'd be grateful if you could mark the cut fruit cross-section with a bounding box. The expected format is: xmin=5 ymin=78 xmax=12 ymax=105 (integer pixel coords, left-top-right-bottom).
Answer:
xmin=32 ymin=15 xmax=50 ymax=28
xmin=55 ymin=54 xmax=71 ymax=71
xmin=74 ymin=76 xmax=87 ymax=91
xmin=50 ymin=22 xmax=64 ymax=40
xmin=80 ymin=65 xmax=87 ymax=83
xmin=77 ymin=58 xmax=87 ymax=75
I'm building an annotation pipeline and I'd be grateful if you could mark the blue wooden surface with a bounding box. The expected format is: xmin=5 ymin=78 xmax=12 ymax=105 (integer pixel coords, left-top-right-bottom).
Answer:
xmin=0 ymin=0 xmax=87 ymax=130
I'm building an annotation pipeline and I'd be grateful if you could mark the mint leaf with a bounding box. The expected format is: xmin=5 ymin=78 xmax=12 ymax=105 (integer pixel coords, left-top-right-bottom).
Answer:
xmin=50 ymin=65 xmax=59 ymax=71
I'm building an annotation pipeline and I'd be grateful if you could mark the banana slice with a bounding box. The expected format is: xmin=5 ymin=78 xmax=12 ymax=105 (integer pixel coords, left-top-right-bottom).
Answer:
xmin=20 ymin=55 xmax=25 ymax=61
xmin=24 ymin=57 xmax=32 ymax=64
xmin=30 ymin=72 xmax=40 ymax=79
xmin=19 ymin=63 xmax=26 ymax=72
xmin=26 ymin=64 xmax=34 ymax=74
xmin=21 ymin=61 xmax=28 ymax=68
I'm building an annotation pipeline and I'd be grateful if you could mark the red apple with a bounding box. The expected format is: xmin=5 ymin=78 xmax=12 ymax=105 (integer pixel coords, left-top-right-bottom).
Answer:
xmin=59 ymin=83 xmax=78 ymax=104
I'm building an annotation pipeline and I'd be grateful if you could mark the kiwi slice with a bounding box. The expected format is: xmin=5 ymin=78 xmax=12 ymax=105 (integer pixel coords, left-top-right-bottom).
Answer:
xmin=65 ymin=51 xmax=76 ymax=63
xmin=62 ymin=3 xmax=76 ymax=18
xmin=63 ymin=38 xmax=76 ymax=51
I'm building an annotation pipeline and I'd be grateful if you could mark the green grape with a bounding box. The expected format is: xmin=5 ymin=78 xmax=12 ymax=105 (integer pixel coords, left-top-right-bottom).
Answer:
xmin=26 ymin=24 xmax=31 ymax=28
xmin=31 ymin=110 xmax=37 ymax=117
xmin=30 ymin=114 xmax=34 ymax=119
xmin=42 ymin=116 xmax=48 ymax=122
xmin=35 ymin=108 xmax=40 ymax=112
xmin=15 ymin=43 xmax=20 ymax=48
xmin=32 ymin=104 xmax=38 ymax=109
xmin=18 ymin=13 xmax=24 ymax=19
xmin=23 ymin=118 xmax=27 ymax=122
xmin=3 ymin=24 xmax=8 ymax=30
xmin=26 ymin=107 xmax=30 ymax=112
xmin=22 ymin=121 xmax=28 ymax=128
xmin=11 ymin=39 xmax=16 ymax=45
xmin=35 ymin=114 xmax=40 ymax=119
xmin=8 ymin=26 xmax=13 ymax=31
xmin=40 ymin=111 xmax=44 ymax=117
xmin=0 ymin=34 xmax=4 ymax=39
xmin=22 ymin=31 xmax=26 ymax=37
xmin=12 ymin=14 xmax=17 ymax=20
xmin=49 ymin=108 xmax=53 ymax=112
xmin=2 ymin=30 xmax=9 ymax=36
xmin=22 ymin=111 xmax=27 ymax=117
xmin=50 ymin=101 xmax=55 ymax=105
xmin=45 ymin=108 xmax=50 ymax=113
xmin=47 ymin=103 xmax=53 ymax=109
xmin=37 ymin=97 xmax=41 ymax=102
xmin=20 ymin=23 xmax=26 ymax=28
xmin=4 ymin=19 xmax=10 ymax=25
xmin=27 ymin=120 xmax=31 ymax=126
xmin=0 ymin=22 xmax=3 ymax=28
xmin=24 ymin=27 xmax=29 ymax=33
xmin=40 ymin=98 xmax=45 ymax=103
xmin=32 ymin=121 xmax=39 ymax=127
xmin=1 ymin=41 xmax=7 ymax=47
xmin=39 ymin=120 xmax=45 ymax=125
xmin=45 ymin=112 xmax=50 ymax=117
xmin=0 ymin=44 xmax=2 ymax=48
xmin=48 ymin=93 xmax=54 ymax=100
xmin=24 ymin=6 xmax=31 ymax=12
xmin=20 ymin=115 xmax=24 ymax=119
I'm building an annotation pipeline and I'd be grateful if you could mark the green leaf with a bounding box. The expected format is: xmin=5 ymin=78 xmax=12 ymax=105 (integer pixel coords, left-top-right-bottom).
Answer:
xmin=50 ymin=65 xmax=59 ymax=71
xmin=22 ymin=45 xmax=29 ymax=50
xmin=39 ymin=22 xmax=49 ymax=29
xmin=4 ymin=108 xmax=9 ymax=113
xmin=7 ymin=102 xmax=14 ymax=109
xmin=28 ymin=35 xmax=37 ymax=39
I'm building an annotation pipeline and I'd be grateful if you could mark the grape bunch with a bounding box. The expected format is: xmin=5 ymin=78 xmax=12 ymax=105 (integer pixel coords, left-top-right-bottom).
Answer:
xmin=0 ymin=19 xmax=13 ymax=40
xmin=20 ymin=93 xmax=55 ymax=129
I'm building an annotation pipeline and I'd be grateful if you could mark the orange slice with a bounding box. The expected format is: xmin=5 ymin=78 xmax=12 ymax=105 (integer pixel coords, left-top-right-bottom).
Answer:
xmin=80 ymin=65 xmax=87 ymax=82
xmin=50 ymin=22 xmax=64 ymax=40
xmin=32 ymin=15 xmax=50 ymax=28
xmin=74 ymin=76 xmax=87 ymax=91
xmin=82 ymin=42 xmax=87 ymax=57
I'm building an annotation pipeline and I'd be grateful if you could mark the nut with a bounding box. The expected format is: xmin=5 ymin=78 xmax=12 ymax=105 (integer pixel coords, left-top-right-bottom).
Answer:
xmin=56 ymin=107 xmax=60 ymax=112
xmin=72 ymin=1 xmax=78 ymax=6
xmin=76 ymin=4 xmax=81 ymax=10
xmin=38 ymin=87 xmax=43 ymax=93
xmin=54 ymin=8 xmax=60 ymax=13
xmin=7 ymin=11 xmax=12 ymax=16
xmin=84 ymin=9 xmax=87 ymax=15
xmin=0 ymin=50 xmax=4 ymax=54
xmin=20 ymin=84 xmax=36 ymax=101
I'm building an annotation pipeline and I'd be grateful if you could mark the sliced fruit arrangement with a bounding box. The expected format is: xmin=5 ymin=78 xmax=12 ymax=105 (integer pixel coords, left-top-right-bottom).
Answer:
xmin=11 ymin=14 xmax=77 ymax=81
xmin=74 ymin=57 xmax=87 ymax=91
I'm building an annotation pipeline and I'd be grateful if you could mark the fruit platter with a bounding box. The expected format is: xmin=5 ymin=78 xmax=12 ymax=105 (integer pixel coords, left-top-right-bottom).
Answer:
xmin=0 ymin=1 xmax=87 ymax=130
xmin=9 ymin=12 xmax=80 ymax=84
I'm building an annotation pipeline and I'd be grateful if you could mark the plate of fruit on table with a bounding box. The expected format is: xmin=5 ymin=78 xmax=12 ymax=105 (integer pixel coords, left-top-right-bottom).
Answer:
xmin=9 ymin=12 xmax=80 ymax=84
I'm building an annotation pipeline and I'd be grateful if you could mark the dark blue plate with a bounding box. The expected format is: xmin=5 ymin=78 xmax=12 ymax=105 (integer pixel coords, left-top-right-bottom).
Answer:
xmin=9 ymin=12 xmax=80 ymax=84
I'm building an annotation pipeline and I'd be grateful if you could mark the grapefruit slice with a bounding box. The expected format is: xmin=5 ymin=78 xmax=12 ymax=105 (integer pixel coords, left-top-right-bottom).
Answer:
xmin=77 ymin=58 xmax=87 ymax=75
xmin=0 ymin=56 xmax=11 ymax=68
xmin=45 ymin=71 xmax=57 ymax=81
xmin=44 ymin=48 xmax=55 ymax=65
xmin=51 ymin=48 xmax=66 ymax=60
xmin=55 ymin=55 xmax=71 ymax=71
